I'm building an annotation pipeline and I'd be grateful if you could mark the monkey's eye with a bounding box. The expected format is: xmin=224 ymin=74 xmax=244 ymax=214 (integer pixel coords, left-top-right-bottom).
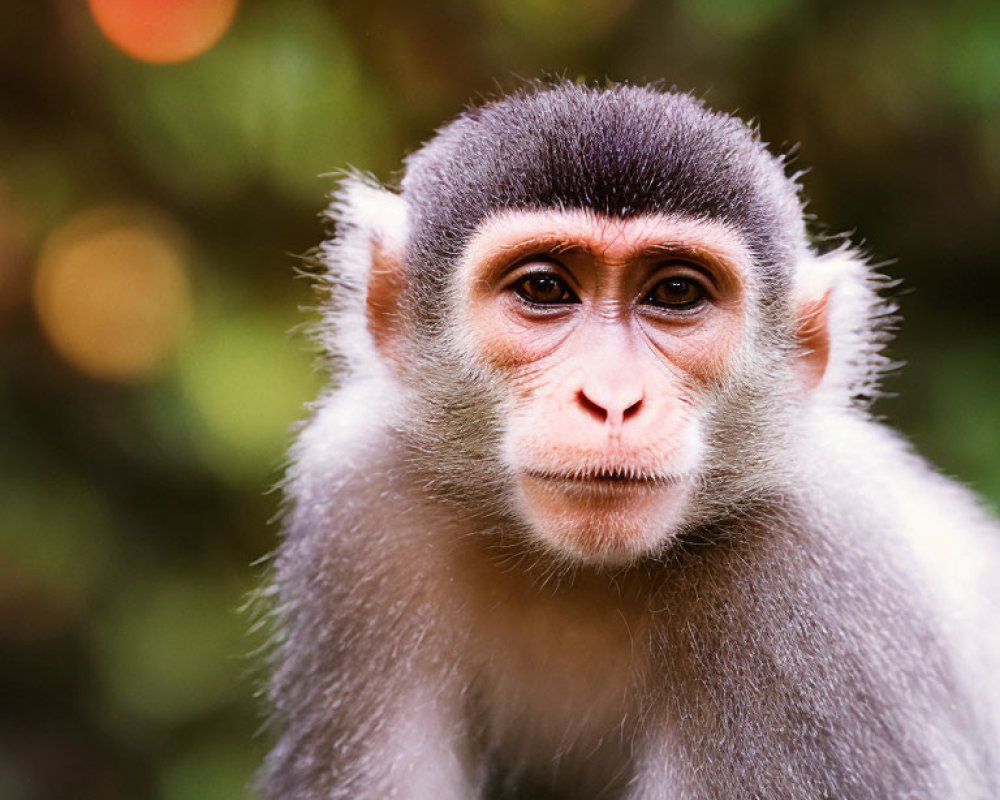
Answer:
xmin=643 ymin=276 xmax=706 ymax=310
xmin=511 ymin=272 xmax=578 ymax=306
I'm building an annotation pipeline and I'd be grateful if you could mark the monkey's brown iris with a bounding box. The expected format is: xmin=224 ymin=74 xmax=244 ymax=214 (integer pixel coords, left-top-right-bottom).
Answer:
xmin=645 ymin=276 xmax=704 ymax=309
xmin=513 ymin=272 xmax=576 ymax=305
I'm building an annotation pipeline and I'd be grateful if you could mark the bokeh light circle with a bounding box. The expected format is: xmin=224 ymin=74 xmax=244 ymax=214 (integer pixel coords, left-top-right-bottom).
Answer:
xmin=87 ymin=0 xmax=239 ymax=64
xmin=34 ymin=206 xmax=192 ymax=382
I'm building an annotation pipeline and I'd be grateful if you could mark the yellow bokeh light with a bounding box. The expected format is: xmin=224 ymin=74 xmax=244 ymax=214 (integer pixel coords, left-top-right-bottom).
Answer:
xmin=87 ymin=0 xmax=239 ymax=64
xmin=33 ymin=207 xmax=192 ymax=382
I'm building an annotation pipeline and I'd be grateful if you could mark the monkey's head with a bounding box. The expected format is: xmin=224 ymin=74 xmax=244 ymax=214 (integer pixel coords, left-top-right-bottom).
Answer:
xmin=321 ymin=83 xmax=890 ymax=568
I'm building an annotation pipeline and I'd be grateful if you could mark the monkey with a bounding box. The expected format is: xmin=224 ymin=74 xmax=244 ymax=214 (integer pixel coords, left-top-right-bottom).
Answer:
xmin=259 ymin=83 xmax=1000 ymax=799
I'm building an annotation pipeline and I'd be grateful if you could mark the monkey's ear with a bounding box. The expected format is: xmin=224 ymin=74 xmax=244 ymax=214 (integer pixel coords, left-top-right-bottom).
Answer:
xmin=792 ymin=285 xmax=832 ymax=393
xmin=793 ymin=246 xmax=896 ymax=404
xmin=364 ymin=213 xmax=407 ymax=365
xmin=319 ymin=175 xmax=409 ymax=376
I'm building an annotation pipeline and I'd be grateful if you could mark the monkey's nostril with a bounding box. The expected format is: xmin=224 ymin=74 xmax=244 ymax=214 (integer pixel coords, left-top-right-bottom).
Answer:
xmin=577 ymin=389 xmax=609 ymax=422
xmin=622 ymin=398 xmax=642 ymax=420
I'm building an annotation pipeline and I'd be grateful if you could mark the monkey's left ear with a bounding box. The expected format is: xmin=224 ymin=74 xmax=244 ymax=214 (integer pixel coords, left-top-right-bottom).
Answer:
xmin=792 ymin=246 xmax=896 ymax=403
xmin=318 ymin=175 xmax=409 ymax=377
xmin=792 ymin=284 xmax=831 ymax=393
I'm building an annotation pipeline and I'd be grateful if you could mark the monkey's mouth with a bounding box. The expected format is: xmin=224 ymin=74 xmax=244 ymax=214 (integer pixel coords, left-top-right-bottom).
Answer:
xmin=515 ymin=465 xmax=692 ymax=559
xmin=523 ymin=467 xmax=680 ymax=489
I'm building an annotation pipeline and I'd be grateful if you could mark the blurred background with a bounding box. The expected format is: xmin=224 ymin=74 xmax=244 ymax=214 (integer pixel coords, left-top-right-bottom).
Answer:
xmin=0 ymin=1 xmax=997 ymax=798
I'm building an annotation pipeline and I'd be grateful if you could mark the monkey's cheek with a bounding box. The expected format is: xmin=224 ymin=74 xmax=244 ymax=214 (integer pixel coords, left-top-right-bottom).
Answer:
xmin=515 ymin=477 xmax=690 ymax=565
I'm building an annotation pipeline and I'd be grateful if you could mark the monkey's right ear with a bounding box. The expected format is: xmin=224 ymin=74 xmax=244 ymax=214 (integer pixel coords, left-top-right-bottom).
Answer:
xmin=319 ymin=175 xmax=409 ymax=375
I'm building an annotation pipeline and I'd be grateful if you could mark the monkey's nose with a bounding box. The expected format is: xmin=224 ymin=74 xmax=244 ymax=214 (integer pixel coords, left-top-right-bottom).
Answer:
xmin=576 ymin=384 xmax=644 ymax=431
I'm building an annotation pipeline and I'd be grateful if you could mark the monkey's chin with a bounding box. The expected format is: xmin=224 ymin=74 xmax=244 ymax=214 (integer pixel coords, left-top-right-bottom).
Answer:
xmin=515 ymin=473 xmax=690 ymax=567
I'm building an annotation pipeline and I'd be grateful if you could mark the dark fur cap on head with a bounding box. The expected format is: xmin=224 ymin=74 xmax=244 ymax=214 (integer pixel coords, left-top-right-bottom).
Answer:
xmin=401 ymin=82 xmax=807 ymax=300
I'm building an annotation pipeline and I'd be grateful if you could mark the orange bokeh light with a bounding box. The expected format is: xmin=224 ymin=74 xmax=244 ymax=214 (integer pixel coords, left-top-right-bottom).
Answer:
xmin=87 ymin=0 xmax=239 ymax=64
xmin=34 ymin=207 xmax=192 ymax=382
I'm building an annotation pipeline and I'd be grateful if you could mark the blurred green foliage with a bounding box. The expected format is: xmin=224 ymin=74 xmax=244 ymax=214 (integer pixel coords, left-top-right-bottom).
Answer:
xmin=0 ymin=1 xmax=997 ymax=798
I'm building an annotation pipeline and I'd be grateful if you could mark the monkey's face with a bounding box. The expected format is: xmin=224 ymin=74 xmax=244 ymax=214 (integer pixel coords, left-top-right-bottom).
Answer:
xmin=455 ymin=209 xmax=754 ymax=566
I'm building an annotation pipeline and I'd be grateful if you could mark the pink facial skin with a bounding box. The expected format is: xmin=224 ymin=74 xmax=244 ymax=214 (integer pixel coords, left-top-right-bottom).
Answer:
xmin=457 ymin=210 xmax=752 ymax=565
